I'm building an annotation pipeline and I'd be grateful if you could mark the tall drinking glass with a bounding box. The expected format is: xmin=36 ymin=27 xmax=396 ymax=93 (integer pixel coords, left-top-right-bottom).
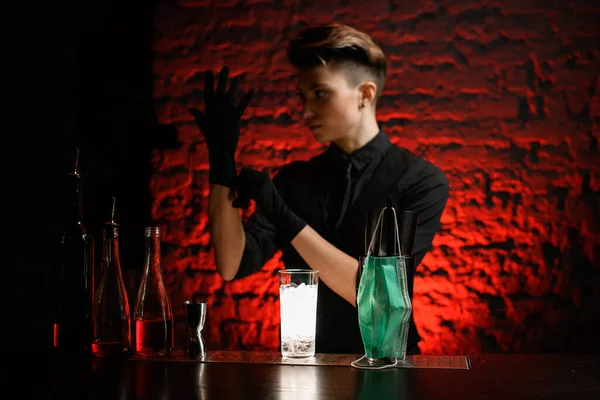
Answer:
xmin=279 ymin=269 xmax=319 ymax=358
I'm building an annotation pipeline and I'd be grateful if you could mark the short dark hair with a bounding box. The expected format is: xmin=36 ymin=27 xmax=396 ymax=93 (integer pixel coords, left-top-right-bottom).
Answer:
xmin=287 ymin=22 xmax=387 ymax=99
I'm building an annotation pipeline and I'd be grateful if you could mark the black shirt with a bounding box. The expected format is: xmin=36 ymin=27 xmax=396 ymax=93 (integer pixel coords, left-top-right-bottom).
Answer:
xmin=235 ymin=129 xmax=450 ymax=354
xmin=323 ymin=130 xmax=391 ymax=230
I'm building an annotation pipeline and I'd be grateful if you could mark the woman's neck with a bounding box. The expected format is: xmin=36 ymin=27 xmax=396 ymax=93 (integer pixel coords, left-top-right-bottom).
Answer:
xmin=334 ymin=116 xmax=380 ymax=154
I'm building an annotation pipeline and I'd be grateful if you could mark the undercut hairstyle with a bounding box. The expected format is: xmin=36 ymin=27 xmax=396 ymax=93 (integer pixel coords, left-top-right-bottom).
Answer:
xmin=287 ymin=22 xmax=387 ymax=100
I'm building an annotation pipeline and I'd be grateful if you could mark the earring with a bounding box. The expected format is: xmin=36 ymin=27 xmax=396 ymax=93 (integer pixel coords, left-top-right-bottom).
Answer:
xmin=359 ymin=102 xmax=365 ymax=109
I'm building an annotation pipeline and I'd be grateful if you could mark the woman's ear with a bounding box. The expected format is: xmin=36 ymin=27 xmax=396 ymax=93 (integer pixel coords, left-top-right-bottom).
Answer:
xmin=359 ymin=81 xmax=377 ymax=109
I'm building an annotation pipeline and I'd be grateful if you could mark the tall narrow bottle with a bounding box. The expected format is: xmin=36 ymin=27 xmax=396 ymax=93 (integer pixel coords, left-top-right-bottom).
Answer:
xmin=92 ymin=197 xmax=131 ymax=357
xmin=52 ymin=148 xmax=95 ymax=355
xmin=134 ymin=227 xmax=173 ymax=356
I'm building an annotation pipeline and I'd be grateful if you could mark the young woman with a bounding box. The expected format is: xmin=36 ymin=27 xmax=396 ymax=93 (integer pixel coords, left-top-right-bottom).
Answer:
xmin=189 ymin=22 xmax=449 ymax=355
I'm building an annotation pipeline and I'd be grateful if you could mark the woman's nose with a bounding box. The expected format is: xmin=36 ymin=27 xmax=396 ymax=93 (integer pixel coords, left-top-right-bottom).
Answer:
xmin=302 ymin=104 xmax=315 ymax=121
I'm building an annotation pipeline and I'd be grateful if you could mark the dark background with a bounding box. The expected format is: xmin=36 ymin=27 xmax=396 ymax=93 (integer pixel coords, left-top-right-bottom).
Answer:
xmin=4 ymin=0 xmax=170 ymax=351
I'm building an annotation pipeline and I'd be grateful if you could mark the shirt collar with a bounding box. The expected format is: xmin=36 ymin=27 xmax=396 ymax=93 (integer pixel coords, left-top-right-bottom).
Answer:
xmin=327 ymin=129 xmax=391 ymax=172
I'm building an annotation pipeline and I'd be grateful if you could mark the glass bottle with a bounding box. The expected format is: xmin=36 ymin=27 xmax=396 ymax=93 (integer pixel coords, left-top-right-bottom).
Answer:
xmin=52 ymin=148 xmax=95 ymax=355
xmin=92 ymin=197 xmax=131 ymax=357
xmin=134 ymin=226 xmax=173 ymax=356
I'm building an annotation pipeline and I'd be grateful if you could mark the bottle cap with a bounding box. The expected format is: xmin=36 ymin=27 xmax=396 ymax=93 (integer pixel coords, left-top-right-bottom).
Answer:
xmin=104 ymin=197 xmax=119 ymax=226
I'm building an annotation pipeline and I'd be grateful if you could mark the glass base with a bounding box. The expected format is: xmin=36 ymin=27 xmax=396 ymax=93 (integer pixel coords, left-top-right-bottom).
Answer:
xmin=281 ymin=336 xmax=315 ymax=359
xmin=281 ymin=351 xmax=315 ymax=359
xmin=351 ymin=355 xmax=399 ymax=370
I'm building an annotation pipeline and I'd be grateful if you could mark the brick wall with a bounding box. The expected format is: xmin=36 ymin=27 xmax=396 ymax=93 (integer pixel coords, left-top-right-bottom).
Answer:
xmin=151 ymin=0 xmax=599 ymax=354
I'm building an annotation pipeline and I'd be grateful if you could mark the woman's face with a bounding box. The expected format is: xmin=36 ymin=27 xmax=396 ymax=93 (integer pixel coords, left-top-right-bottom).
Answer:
xmin=296 ymin=65 xmax=362 ymax=143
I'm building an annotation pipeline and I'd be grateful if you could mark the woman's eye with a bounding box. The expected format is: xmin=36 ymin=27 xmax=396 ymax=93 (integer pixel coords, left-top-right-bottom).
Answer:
xmin=315 ymin=90 xmax=326 ymax=99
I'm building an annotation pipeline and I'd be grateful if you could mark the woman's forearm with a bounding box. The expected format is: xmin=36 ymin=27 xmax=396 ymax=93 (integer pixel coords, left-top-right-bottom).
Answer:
xmin=208 ymin=184 xmax=245 ymax=281
xmin=290 ymin=225 xmax=358 ymax=307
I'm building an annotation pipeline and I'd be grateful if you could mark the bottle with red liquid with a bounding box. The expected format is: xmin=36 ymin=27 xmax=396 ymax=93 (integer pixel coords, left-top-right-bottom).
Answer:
xmin=52 ymin=148 xmax=95 ymax=355
xmin=92 ymin=197 xmax=131 ymax=357
xmin=133 ymin=226 xmax=173 ymax=356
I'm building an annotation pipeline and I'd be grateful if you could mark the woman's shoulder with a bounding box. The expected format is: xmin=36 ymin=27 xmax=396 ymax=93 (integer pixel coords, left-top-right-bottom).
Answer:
xmin=274 ymin=151 xmax=330 ymax=181
xmin=388 ymin=145 xmax=449 ymax=186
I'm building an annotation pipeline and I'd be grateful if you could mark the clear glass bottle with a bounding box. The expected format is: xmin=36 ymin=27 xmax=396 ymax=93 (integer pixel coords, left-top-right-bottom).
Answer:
xmin=92 ymin=197 xmax=131 ymax=357
xmin=134 ymin=226 xmax=173 ymax=356
xmin=52 ymin=148 xmax=95 ymax=355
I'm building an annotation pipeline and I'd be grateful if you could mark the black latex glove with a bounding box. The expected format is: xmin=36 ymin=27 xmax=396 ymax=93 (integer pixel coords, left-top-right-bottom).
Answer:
xmin=233 ymin=167 xmax=307 ymax=242
xmin=189 ymin=66 xmax=254 ymax=187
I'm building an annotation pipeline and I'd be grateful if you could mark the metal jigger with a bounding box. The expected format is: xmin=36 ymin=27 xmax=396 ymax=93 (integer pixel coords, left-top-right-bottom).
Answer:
xmin=183 ymin=301 xmax=207 ymax=359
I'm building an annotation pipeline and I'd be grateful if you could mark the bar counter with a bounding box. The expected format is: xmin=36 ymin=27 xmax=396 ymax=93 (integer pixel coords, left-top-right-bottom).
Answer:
xmin=5 ymin=350 xmax=599 ymax=399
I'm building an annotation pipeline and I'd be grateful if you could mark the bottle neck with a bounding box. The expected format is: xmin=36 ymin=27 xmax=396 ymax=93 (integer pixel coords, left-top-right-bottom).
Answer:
xmin=102 ymin=225 xmax=121 ymax=268
xmin=144 ymin=227 xmax=161 ymax=273
xmin=66 ymin=173 xmax=84 ymax=225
